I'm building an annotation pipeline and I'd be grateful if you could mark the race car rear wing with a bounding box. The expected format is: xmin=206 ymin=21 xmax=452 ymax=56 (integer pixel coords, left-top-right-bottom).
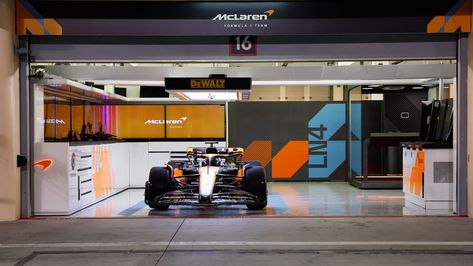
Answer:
xmin=186 ymin=147 xmax=244 ymax=156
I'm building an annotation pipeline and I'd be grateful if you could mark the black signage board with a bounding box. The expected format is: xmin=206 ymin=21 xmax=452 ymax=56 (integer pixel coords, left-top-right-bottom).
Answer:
xmin=21 ymin=0 xmax=468 ymax=36
xmin=229 ymin=36 xmax=257 ymax=56
xmin=30 ymin=1 xmax=458 ymax=19
xmin=165 ymin=77 xmax=252 ymax=91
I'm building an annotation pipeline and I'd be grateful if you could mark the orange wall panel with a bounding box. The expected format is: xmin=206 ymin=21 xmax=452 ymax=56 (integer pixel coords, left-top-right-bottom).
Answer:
xmin=55 ymin=104 xmax=71 ymax=139
xmin=166 ymin=105 xmax=225 ymax=138
xmin=117 ymin=105 xmax=165 ymax=139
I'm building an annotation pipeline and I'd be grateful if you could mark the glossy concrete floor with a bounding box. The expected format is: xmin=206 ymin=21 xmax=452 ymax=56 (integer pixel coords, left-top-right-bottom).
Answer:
xmin=69 ymin=182 xmax=454 ymax=218
xmin=2 ymin=217 xmax=473 ymax=265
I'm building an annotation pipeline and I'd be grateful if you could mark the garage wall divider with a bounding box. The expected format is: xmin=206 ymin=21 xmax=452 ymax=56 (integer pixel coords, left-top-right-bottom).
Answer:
xmin=18 ymin=36 xmax=32 ymax=218
xmin=457 ymin=33 xmax=468 ymax=216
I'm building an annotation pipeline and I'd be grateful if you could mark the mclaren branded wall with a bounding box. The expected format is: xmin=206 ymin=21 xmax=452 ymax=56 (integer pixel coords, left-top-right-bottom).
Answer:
xmin=228 ymin=102 xmax=362 ymax=181
xmin=43 ymin=102 xmax=225 ymax=140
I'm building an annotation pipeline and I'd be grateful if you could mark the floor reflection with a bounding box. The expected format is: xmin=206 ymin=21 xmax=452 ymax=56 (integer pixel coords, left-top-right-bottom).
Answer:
xmin=69 ymin=182 xmax=454 ymax=218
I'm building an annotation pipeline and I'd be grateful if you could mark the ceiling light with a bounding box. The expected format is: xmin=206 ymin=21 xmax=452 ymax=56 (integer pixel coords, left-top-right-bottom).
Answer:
xmin=183 ymin=92 xmax=238 ymax=101
xmin=412 ymin=86 xmax=424 ymax=90
xmin=337 ymin=62 xmax=355 ymax=66
xmin=382 ymin=86 xmax=405 ymax=91
xmin=252 ymin=79 xmax=432 ymax=86
xmin=362 ymin=87 xmax=373 ymax=90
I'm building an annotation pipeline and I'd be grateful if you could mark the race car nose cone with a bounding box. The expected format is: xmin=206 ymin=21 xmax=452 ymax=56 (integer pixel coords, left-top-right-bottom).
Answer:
xmin=199 ymin=195 xmax=212 ymax=204
xmin=199 ymin=166 xmax=219 ymax=199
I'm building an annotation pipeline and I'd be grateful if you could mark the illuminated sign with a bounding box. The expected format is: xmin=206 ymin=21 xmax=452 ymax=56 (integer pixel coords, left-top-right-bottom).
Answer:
xmin=212 ymin=9 xmax=274 ymax=21
xmin=166 ymin=105 xmax=225 ymax=138
xmin=38 ymin=118 xmax=66 ymax=124
xmin=190 ymin=79 xmax=225 ymax=89
xmin=165 ymin=77 xmax=251 ymax=92
xmin=144 ymin=117 xmax=188 ymax=125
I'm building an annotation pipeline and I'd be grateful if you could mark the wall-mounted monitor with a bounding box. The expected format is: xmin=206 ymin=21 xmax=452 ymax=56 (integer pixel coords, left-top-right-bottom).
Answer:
xmin=165 ymin=105 xmax=225 ymax=139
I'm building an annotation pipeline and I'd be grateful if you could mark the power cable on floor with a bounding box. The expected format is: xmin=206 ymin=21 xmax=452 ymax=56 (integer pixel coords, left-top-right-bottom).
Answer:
xmin=155 ymin=218 xmax=186 ymax=266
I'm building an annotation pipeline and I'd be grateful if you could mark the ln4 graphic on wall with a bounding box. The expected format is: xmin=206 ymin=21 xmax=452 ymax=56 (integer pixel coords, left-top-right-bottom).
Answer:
xmin=308 ymin=103 xmax=361 ymax=179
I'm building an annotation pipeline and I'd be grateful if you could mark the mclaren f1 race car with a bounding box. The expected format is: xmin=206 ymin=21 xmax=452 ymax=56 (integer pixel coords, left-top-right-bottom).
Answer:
xmin=145 ymin=143 xmax=267 ymax=210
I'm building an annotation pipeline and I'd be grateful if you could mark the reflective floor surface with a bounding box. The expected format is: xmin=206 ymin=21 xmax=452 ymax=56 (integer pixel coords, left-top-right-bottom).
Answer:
xmin=68 ymin=182 xmax=454 ymax=218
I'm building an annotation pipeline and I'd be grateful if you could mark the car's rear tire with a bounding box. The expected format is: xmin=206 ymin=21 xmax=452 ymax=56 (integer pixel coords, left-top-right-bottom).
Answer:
xmin=146 ymin=167 xmax=172 ymax=210
xmin=244 ymin=166 xmax=267 ymax=210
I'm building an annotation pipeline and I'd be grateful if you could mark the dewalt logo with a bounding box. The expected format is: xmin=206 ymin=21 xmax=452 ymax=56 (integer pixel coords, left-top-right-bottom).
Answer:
xmin=190 ymin=79 xmax=226 ymax=89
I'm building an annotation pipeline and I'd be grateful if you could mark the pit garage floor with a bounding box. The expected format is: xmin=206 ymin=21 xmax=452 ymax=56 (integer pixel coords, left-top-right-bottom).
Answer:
xmin=68 ymin=182 xmax=454 ymax=218
xmin=1 ymin=217 xmax=473 ymax=265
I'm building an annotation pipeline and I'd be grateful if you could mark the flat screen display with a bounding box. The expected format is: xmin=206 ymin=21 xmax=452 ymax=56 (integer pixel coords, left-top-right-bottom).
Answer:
xmin=43 ymin=101 xmax=225 ymax=140
xmin=165 ymin=105 xmax=225 ymax=139
xmin=117 ymin=105 xmax=165 ymax=138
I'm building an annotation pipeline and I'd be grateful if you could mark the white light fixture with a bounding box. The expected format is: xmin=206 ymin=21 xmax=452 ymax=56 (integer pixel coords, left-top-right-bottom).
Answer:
xmin=362 ymin=87 xmax=373 ymax=90
xmin=183 ymin=92 xmax=238 ymax=100
xmin=86 ymin=79 xmax=436 ymax=87
xmin=412 ymin=86 xmax=424 ymax=90
xmin=252 ymin=79 xmax=432 ymax=86
xmin=337 ymin=61 xmax=355 ymax=66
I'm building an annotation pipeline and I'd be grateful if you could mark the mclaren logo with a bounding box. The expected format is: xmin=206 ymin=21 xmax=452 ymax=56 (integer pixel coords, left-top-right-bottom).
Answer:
xmin=213 ymin=9 xmax=274 ymax=21
xmin=47 ymin=119 xmax=66 ymax=124
xmin=145 ymin=117 xmax=187 ymax=125
xmin=38 ymin=118 xmax=66 ymax=124
xmin=33 ymin=159 xmax=53 ymax=172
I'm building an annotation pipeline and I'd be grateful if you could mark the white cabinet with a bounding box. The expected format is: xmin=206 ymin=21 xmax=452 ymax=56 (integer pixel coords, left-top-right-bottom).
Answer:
xmin=402 ymin=146 xmax=454 ymax=210
xmin=129 ymin=142 xmax=150 ymax=187
xmin=33 ymin=141 xmax=227 ymax=215
xmin=34 ymin=143 xmax=129 ymax=215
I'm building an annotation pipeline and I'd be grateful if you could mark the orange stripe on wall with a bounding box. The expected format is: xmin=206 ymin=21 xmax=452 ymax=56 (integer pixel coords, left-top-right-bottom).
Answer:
xmin=44 ymin=19 xmax=63 ymax=35
xmin=272 ymin=141 xmax=308 ymax=179
xmin=445 ymin=1 xmax=471 ymax=33
xmin=242 ymin=140 xmax=272 ymax=167
xmin=427 ymin=16 xmax=445 ymax=33
xmin=15 ymin=1 xmax=43 ymax=35
xmin=444 ymin=15 xmax=470 ymax=32
xmin=18 ymin=19 xmax=44 ymax=35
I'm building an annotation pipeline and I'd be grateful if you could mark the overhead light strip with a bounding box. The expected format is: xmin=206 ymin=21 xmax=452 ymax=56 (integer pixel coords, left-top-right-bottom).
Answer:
xmin=88 ymin=79 xmax=440 ymax=87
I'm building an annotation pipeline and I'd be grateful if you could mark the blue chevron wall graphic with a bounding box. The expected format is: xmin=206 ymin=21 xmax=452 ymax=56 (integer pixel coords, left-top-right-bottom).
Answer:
xmin=308 ymin=103 xmax=361 ymax=179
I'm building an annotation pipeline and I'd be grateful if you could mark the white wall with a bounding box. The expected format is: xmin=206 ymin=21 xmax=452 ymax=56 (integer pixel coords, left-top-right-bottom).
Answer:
xmin=0 ymin=0 xmax=20 ymax=221
xmin=249 ymin=85 xmax=332 ymax=101
xmin=125 ymin=86 xmax=141 ymax=98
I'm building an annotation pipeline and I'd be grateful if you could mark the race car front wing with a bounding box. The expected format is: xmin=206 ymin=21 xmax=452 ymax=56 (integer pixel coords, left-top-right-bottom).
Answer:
xmin=146 ymin=187 xmax=262 ymax=206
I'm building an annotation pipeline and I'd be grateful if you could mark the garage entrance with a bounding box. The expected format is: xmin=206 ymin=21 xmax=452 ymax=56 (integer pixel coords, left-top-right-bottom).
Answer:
xmin=17 ymin=0 xmax=469 ymax=218
xmin=28 ymin=58 xmax=459 ymax=217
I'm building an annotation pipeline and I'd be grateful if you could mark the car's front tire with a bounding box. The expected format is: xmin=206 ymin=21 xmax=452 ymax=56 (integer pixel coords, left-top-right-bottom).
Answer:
xmin=145 ymin=166 xmax=172 ymax=210
xmin=244 ymin=165 xmax=268 ymax=210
